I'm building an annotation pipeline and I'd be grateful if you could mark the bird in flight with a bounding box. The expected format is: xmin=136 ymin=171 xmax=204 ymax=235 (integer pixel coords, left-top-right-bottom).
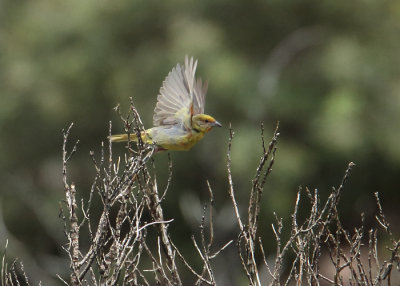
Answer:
xmin=109 ymin=56 xmax=222 ymax=152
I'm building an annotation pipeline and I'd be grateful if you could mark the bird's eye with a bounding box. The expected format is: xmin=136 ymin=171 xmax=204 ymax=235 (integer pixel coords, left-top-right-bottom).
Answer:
xmin=205 ymin=119 xmax=209 ymax=123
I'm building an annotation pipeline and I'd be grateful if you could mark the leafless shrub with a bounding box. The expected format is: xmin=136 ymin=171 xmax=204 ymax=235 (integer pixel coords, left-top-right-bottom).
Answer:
xmin=58 ymin=98 xmax=232 ymax=285
xmin=226 ymin=124 xmax=400 ymax=286
xmin=1 ymin=99 xmax=399 ymax=285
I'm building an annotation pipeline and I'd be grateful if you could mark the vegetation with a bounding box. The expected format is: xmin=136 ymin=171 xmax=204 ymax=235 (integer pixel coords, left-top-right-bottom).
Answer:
xmin=1 ymin=0 xmax=400 ymax=285
xmin=2 ymin=104 xmax=399 ymax=285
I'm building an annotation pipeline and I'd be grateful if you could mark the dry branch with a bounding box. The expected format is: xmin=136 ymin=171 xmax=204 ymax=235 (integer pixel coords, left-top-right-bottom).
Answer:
xmin=1 ymin=100 xmax=399 ymax=286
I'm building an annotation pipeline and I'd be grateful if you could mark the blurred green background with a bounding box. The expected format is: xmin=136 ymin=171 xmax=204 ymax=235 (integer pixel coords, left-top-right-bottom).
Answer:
xmin=1 ymin=0 xmax=400 ymax=284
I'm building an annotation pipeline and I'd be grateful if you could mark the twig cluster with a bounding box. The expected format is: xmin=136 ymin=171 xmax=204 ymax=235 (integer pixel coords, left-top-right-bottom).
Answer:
xmin=1 ymin=100 xmax=399 ymax=285
xmin=227 ymin=122 xmax=279 ymax=285
xmin=58 ymin=99 xmax=229 ymax=285
xmin=1 ymin=240 xmax=32 ymax=286
xmin=226 ymin=124 xmax=399 ymax=285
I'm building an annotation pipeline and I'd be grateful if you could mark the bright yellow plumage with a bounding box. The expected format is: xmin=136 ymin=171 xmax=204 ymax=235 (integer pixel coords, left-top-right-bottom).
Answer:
xmin=109 ymin=56 xmax=221 ymax=152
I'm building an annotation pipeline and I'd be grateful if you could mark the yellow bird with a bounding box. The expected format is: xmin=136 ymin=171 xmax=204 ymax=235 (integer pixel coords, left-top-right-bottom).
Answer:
xmin=110 ymin=56 xmax=222 ymax=152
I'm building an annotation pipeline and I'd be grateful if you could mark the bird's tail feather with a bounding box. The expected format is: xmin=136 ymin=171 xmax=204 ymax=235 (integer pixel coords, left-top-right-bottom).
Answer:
xmin=108 ymin=133 xmax=138 ymax=143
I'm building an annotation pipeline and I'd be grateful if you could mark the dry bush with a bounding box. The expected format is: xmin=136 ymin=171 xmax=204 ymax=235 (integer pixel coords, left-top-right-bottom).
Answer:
xmin=1 ymin=99 xmax=399 ymax=285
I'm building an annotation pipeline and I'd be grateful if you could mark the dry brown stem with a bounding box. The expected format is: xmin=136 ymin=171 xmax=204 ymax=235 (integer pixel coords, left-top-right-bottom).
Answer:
xmin=1 ymin=101 xmax=399 ymax=286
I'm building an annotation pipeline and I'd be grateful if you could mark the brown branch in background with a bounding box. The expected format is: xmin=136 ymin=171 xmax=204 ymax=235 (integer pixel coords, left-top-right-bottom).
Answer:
xmin=374 ymin=192 xmax=392 ymax=237
xmin=68 ymin=184 xmax=80 ymax=285
xmin=227 ymin=122 xmax=280 ymax=286
xmin=1 ymin=241 xmax=32 ymax=286
xmin=61 ymin=123 xmax=81 ymax=285
xmin=373 ymin=192 xmax=400 ymax=284
xmin=227 ymin=123 xmax=244 ymax=233
xmin=143 ymin=178 xmax=182 ymax=285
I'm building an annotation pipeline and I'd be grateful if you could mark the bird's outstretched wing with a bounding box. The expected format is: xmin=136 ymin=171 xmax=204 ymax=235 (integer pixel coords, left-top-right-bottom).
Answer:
xmin=153 ymin=56 xmax=207 ymax=129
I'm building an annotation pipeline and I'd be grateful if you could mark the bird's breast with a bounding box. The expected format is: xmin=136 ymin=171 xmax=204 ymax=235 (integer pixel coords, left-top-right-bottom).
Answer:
xmin=148 ymin=126 xmax=206 ymax=151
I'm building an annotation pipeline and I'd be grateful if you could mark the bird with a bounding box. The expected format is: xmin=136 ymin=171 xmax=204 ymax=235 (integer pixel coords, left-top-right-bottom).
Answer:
xmin=109 ymin=56 xmax=222 ymax=152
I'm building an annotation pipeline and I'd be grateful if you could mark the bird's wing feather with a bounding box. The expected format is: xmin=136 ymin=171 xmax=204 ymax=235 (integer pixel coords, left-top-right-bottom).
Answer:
xmin=193 ymin=77 xmax=207 ymax=115
xmin=153 ymin=56 xmax=207 ymax=128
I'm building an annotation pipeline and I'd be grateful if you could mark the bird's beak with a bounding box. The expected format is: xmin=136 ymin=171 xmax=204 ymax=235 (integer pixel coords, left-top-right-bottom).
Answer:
xmin=213 ymin=121 xmax=222 ymax=127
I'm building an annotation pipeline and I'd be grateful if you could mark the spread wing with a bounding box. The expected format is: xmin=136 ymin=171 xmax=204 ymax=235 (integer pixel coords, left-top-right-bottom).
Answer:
xmin=153 ymin=56 xmax=207 ymax=129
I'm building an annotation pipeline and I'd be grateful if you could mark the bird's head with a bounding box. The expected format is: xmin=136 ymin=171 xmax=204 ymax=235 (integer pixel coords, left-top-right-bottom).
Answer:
xmin=192 ymin=114 xmax=222 ymax=133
